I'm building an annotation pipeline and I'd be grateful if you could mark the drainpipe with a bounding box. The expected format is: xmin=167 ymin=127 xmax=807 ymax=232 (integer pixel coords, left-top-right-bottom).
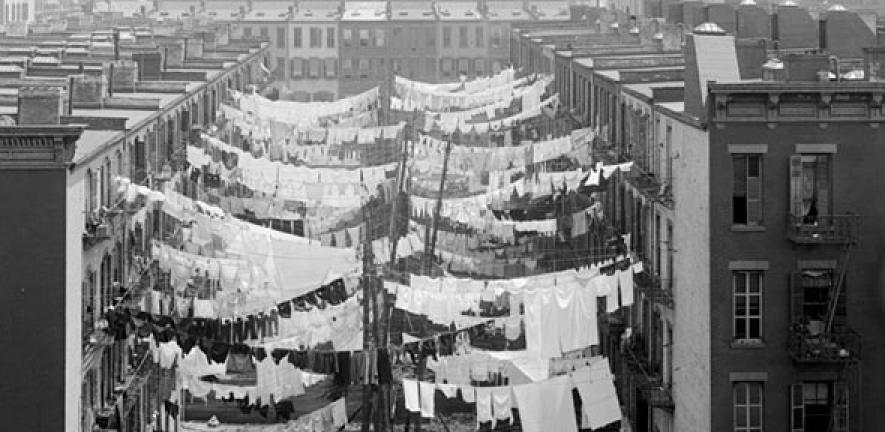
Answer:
xmin=113 ymin=29 xmax=120 ymax=61
xmin=108 ymin=63 xmax=115 ymax=98
xmin=67 ymin=75 xmax=75 ymax=115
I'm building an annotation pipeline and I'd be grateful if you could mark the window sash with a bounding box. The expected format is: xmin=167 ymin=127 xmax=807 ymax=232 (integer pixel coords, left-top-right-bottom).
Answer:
xmin=734 ymin=382 xmax=764 ymax=432
xmin=309 ymin=28 xmax=322 ymax=48
xmin=326 ymin=28 xmax=335 ymax=48
xmin=733 ymin=271 xmax=762 ymax=340
xmin=733 ymin=154 xmax=763 ymax=225
xmin=293 ymin=27 xmax=302 ymax=47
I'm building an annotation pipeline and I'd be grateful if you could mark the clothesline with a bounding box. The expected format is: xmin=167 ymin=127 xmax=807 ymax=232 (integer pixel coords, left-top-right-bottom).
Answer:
xmin=401 ymin=355 xmax=620 ymax=431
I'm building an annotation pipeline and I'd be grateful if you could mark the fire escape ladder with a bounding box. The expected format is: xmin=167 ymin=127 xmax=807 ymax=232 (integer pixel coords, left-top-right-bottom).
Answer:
xmin=823 ymin=243 xmax=851 ymax=336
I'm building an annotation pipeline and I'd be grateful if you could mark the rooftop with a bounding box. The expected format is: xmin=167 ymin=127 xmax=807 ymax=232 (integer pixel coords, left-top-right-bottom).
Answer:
xmin=623 ymin=81 xmax=685 ymax=99
xmin=72 ymin=129 xmax=125 ymax=164
xmin=342 ymin=1 xmax=389 ymax=21
xmin=390 ymin=1 xmax=436 ymax=21
xmin=436 ymin=1 xmax=482 ymax=20
xmin=485 ymin=1 xmax=529 ymax=21
xmin=293 ymin=2 xmax=342 ymax=21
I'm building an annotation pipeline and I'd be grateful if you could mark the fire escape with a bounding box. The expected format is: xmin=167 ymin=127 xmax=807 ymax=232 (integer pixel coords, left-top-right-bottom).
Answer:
xmin=786 ymin=212 xmax=860 ymax=432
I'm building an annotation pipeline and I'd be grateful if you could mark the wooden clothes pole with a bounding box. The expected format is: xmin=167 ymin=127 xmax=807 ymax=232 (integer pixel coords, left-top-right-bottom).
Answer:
xmin=424 ymin=139 xmax=454 ymax=276
xmin=360 ymin=203 xmax=374 ymax=432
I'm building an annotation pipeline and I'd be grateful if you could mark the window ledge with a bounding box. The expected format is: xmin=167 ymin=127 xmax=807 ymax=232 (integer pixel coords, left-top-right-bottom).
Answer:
xmin=731 ymin=340 xmax=766 ymax=349
xmin=731 ymin=225 xmax=766 ymax=232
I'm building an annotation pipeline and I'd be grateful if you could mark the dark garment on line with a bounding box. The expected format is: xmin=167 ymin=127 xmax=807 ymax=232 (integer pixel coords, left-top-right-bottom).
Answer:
xmin=252 ymin=346 xmax=267 ymax=362
xmin=334 ymin=351 xmax=351 ymax=387
xmin=271 ymin=348 xmax=290 ymax=364
xmin=277 ymin=301 xmax=292 ymax=318
xmin=164 ymin=400 xmax=179 ymax=418
xmin=377 ymin=349 xmax=393 ymax=385
xmin=208 ymin=342 xmax=230 ymax=364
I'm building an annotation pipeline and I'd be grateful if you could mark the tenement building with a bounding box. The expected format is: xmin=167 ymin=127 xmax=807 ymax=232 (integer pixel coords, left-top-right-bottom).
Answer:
xmin=0 ymin=23 xmax=269 ymax=431
xmin=515 ymin=3 xmax=885 ymax=431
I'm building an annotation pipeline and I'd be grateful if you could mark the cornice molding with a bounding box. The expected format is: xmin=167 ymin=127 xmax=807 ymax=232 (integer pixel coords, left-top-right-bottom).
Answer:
xmin=0 ymin=125 xmax=85 ymax=170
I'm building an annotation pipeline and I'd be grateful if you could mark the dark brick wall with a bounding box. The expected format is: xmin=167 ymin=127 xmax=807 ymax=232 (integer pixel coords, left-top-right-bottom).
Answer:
xmin=735 ymin=38 xmax=768 ymax=79
xmin=820 ymin=11 xmax=877 ymax=59
xmin=708 ymin=118 xmax=885 ymax=432
xmin=773 ymin=7 xmax=817 ymax=49
xmin=0 ymin=168 xmax=68 ymax=431
xmin=706 ymin=4 xmax=737 ymax=34
xmin=736 ymin=5 xmax=771 ymax=39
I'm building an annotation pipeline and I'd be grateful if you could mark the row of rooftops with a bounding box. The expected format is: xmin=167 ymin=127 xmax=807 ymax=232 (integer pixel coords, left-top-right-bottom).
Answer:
xmin=79 ymin=0 xmax=586 ymax=23
xmin=0 ymin=23 xmax=269 ymax=165
xmin=517 ymin=15 xmax=885 ymax=128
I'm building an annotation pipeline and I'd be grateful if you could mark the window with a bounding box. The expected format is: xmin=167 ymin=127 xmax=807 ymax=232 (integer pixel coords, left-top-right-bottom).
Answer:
xmin=374 ymin=29 xmax=385 ymax=47
xmin=276 ymin=27 xmax=286 ymax=48
xmin=309 ymin=27 xmax=322 ymax=48
xmin=442 ymin=26 xmax=451 ymax=48
xmin=425 ymin=28 xmax=435 ymax=47
xmin=733 ymin=154 xmax=763 ymax=225
xmin=789 ymin=155 xmax=831 ymax=225
xmin=358 ymin=58 xmax=370 ymax=78
xmin=291 ymin=58 xmax=304 ymax=79
xmin=276 ymin=57 xmax=286 ymax=79
xmin=441 ymin=58 xmax=453 ymax=77
xmin=243 ymin=27 xmax=252 ymax=38
xmin=359 ymin=29 xmax=369 ymax=47
xmin=425 ymin=58 xmax=435 ymax=76
xmin=791 ymin=381 xmax=848 ymax=432
xmin=459 ymin=26 xmax=468 ymax=48
xmin=343 ymin=29 xmax=353 ymax=47
xmin=325 ymin=58 xmax=337 ymax=78
xmin=490 ymin=26 xmax=502 ymax=48
xmin=733 ymin=271 xmax=762 ymax=341
xmin=475 ymin=26 xmax=484 ymax=48
xmin=392 ymin=59 xmax=402 ymax=74
xmin=734 ymin=382 xmax=763 ymax=432
xmin=492 ymin=60 xmax=502 ymax=73
xmin=293 ymin=27 xmax=302 ymax=47
xmin=308 ymin=58 xmax=320 ymax=78
xmin=341 ymin=58 xmax=353 ymax=78
xmin=458 ymin=58 xmax=469 ymax=75
xmin=326 ymin=27 xmax=335 ymax=48
xmin=259 ymin=27 xmax=269 ymax=38
xmin=474 ymin=58 xmax=485 ymax=75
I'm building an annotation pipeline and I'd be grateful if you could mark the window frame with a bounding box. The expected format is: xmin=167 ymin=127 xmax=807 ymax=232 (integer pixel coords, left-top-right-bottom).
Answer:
xmin=309 ymin=27 xmax=322 ymax=48
xmin=734 ymin=381 xmax=764 ymax=432
xmin=276 ymin=27 xmax=286 ymax=48
xmin=733 ymin=270 xmax=763 ymax=342
xmin=732 ymin=153 xmax=764 ymax=226
xmin=292 ymin=26 xmax=302 ymax=48
xmin=326 ymin=27 xmax=336 ymax=48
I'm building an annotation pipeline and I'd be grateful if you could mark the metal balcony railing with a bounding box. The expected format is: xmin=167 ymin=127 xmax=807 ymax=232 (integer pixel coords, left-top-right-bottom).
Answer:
xmin=788 ymin=323 xmax=861 ymax=364
xmin=634 ymin=270 xmax=674 ymax=309
xmin=623 ymin=341 xmax=674 ymax=411
xmin=786 ymin=214 xmax=859 ymax=245
xmin=624 ymin=163 xmax=673 ymax=207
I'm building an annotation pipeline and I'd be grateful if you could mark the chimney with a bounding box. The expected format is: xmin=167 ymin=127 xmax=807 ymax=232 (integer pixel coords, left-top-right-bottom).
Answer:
xmin=772 ymin=2 xmax=817 ymax=49
xmin=17 ymin=86 xmax=65 ymax=125
xmin=819 ymin=6 xmax=876 ymax=59
xmin=110 ymin=60 xmax=138 ymax=92
xmin=133 ymin=52 xmax=163 ymax=80
xmin=683 ymin=22 xmax=741 ymax=121
xmin=705 ymin=3 xmax=737 ymax=34
xmin=71 ymin=73 xmax=107 ymax=108
xmin=736 ymin=0 xmax=770 ymax=39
